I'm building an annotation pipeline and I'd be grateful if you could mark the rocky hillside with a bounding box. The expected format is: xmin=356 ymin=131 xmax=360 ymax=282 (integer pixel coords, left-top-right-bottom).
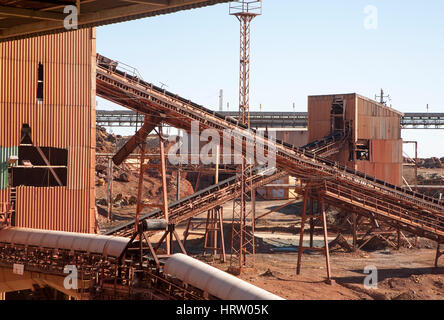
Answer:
xmin=95 ymin=126 xmax=195 ymax=220
xmin=404 ymin=156 xmax=444 ymax=169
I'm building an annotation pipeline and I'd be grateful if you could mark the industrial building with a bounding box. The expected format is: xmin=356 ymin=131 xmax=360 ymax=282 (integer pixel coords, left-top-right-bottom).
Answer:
xmin=0 ymin=28 xmax=97 ymax=233
xmin=308 ymin=93 xmax=403 ymax=185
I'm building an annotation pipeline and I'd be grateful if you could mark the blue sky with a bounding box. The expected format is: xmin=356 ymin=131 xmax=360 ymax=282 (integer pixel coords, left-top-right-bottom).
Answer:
xmin=96 ymin=0 xmax=444 ymax=158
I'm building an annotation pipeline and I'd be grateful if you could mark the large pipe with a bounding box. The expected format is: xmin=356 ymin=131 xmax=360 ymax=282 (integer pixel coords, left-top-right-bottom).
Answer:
xmin=164 ymin=253 xmax=284 ymax=300
xmin=0 ymin=227 xmax=129 ymax=258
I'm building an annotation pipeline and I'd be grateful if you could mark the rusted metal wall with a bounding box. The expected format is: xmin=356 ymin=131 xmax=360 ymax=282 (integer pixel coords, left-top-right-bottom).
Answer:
xmin=308 ymin=93 xmax=402 ymax=186
xmin=355 ymin=96 xmax=402 ymax=185
xmin=257 ymin=128 xmax=308 ymax=147
xmin=356 ymin=95 xmax=402 ymax=140
xmin=257 ymin=129 xmax=306 ymax=200
xmin=308 ymin=93 xmax=357 ymax=143
xmin=275 ymin=129 xmax=308 ymax=147
xmin=0 ymin=29 xmax=96 ymax=233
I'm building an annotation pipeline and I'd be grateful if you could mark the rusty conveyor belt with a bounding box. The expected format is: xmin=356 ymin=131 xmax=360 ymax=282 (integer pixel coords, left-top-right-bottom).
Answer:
xmin=96 ymin=54 xmax=444 ymax=241
xmin=104 ymin=122 xmax=344 ymax=237
xmin=301 ymin=129 xmax=349 ymax=157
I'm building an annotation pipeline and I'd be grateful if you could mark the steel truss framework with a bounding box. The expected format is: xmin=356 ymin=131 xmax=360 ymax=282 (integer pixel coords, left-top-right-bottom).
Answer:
xmin=95 ymin=54 xmax=444 ymax=281
xmin=0 ymin=241 xmax=207 ymax=300
xmin=96 ymin=110 xmax=444 ymax=130
xmin=296 ymin=186 xmax=333 ymax=284
xmin=228 ymin=0 xmax=261 ymax=274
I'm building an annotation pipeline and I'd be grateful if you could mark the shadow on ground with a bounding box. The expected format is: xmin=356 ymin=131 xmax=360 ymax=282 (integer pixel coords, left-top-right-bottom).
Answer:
xmin=334 ymin=267 xmax=444 ymax=284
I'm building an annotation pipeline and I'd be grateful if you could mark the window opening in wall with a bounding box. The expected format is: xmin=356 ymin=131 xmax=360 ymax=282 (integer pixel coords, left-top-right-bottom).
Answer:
xmin=37 ymin=63 xmax=43 ymax=103
xmin=20 ymin=124 xmax=33 ymax=145
xmin=355 ymin=139 xmax=370 ymax=161
xmin=10 ymin=125 xmax=68 ymax=187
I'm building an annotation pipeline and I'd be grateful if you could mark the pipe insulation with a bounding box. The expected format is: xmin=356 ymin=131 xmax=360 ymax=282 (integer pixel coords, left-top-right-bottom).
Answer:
xmin=164 ymin=253 xmax=285 ymax=300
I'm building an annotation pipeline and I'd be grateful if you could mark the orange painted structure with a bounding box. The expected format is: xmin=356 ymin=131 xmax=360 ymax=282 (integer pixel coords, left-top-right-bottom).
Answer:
xmin=308 ymin=93 xmax=403 ymax=186
xmin=0 ymin=28 xmax=96 ymax=233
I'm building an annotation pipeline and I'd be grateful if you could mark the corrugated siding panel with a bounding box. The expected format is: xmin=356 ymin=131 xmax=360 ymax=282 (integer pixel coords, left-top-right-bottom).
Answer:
xmin=0 ymin=190 xmax=9 ymax=211
xmin=359 ymin=139 xmax=403 ymax=185
xmin=357 ymin=161 xmax=401 ymax=186
xmin=308 ymin=93 xmax=356 ymax=144
xmin=0 ymin=29 xmax=96 ymax=233
xmin=357 ymin=96 xmax=402 ymax=140
xmin=15 ymin=187 xmax=90 ymax=233
xmin=357 ymin=115 xmax=400 ymax=140
xmin=370 ymin=140 xmax=402 ymax=163
xmin=275 ymin=130 xmax=308 ymax=147
xmin=308 ymin=96 xmax=332 ymax=142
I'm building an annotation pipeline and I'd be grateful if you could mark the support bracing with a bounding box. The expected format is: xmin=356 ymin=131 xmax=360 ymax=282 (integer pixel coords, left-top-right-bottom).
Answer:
xmin=229 ymin=159 xmax=256 ymax=274
xmin=133 ymin=121 xmax=174 ymax=255
xmin=158 ymin=126 xmax=171 ymax=254
xmin=203 ymin=206 xmax=226 ymax=262
xmin=435 ymin=242 xmax=444 ymax=267
xmin=107 ymin=157 xmax=113 ymax=221
xmin=134 ymin=133 xmax=147 ymax=233
xmin=97 ymin=51 xmax=444 ymax=280
xmin=183 ymin=218 xmax=206 ymax=246
xmin=229 ymin=0 xmax=261 ymax=275
xmin=352 ymin=213 xmax=357 ymax=250
xmin=296 ymin=186 xmax=333 ymax=284
xmin=310 ymin=198 xmax=315 ymax=248
xmin=154 ymin=224 xmax=187 ymax=256
xmin=182 ymin=207 xmax=226 ymax=262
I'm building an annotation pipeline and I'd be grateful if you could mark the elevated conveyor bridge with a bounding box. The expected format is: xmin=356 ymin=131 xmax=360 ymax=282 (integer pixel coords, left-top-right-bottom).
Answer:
xmin=96 ymin=54 xmax=444 ymax=245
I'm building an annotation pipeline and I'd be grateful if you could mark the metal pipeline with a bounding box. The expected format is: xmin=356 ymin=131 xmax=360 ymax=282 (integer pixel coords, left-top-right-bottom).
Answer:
xmin=164 ymin=253 xmax=284 ymax=300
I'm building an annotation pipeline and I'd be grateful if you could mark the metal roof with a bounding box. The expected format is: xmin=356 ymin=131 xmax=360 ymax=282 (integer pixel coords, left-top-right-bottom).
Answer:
xmin=0 ymin=0 xmax=230 ymax=42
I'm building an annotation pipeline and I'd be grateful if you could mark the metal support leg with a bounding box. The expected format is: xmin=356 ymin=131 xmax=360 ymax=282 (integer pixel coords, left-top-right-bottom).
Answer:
xmin=183 ymin=218 xmax=192 ymax=245
xmin=203 ymin=206 xmax=226 ymax=262
xmin=177 ymin=169 xmax=181 ymax=201
xmin=134 ymin=143 xmax=146 ymax=233
xmin=172 ymin=226 xmax=187 ymax=255
xmin=107 ymin=157 xmax=113 ymax=221
xmin=397 ymin=229 xmax=401 ymax=250
xmin=296 ymin=188 xmax=309 ymax=275
xmin=203 ymin=210 xmax=211 ymax=255
xmin=159 ymin=126 xmax=170 ymax=255
xmin=435 ymin=242 xmax=443 ymax=267
xmin=320 ymin=198 xmax=333 ymax=284
xmin=309 ymin=198 xmax=314 ymax=248
xmin=352 ymin=213 xmax=357 ymax=250
xmin=219 ymin=207 xmax=226 ymax=262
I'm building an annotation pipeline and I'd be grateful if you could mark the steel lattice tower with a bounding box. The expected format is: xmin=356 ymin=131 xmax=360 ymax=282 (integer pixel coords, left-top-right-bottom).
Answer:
xmin=228 ymin=0 xmax=262 ymax=274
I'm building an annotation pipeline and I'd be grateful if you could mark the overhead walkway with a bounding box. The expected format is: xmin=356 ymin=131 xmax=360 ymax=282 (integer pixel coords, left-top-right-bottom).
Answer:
xmin=96 ymin=110 xmax=444 ymax=129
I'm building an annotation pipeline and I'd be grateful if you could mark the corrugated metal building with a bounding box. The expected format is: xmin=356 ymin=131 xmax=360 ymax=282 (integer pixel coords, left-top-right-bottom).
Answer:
xmin=0 ymin=28 xmax=96 ymax=233
xmin=308 ymin=93 xmax=403 ymax=185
